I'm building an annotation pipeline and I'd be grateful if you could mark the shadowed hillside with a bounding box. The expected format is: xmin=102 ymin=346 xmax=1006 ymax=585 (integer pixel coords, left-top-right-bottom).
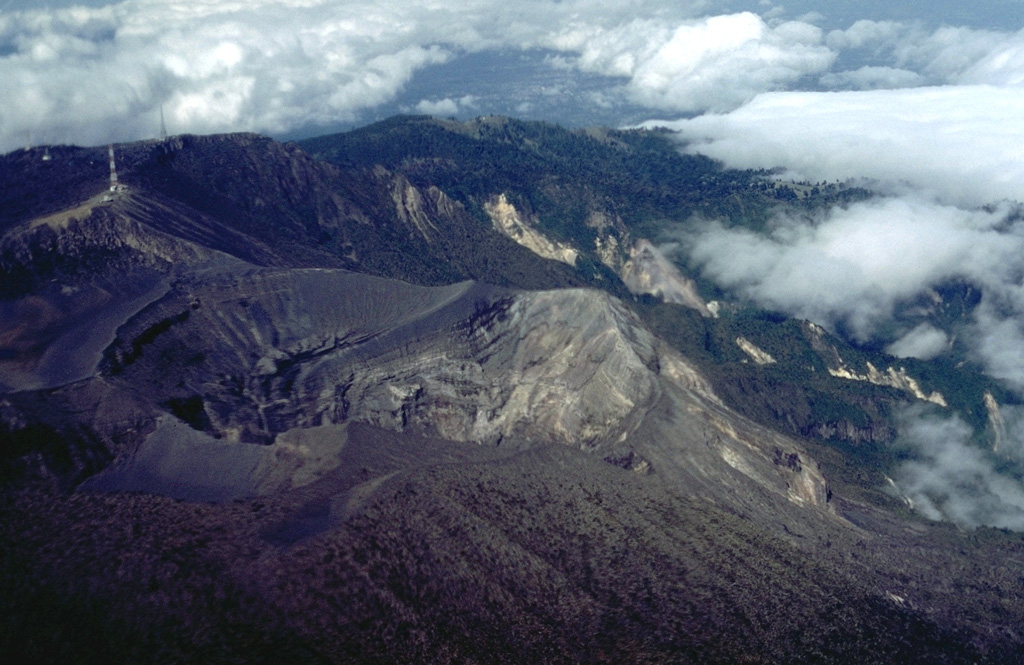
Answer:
xmin=2 ymin=119 xmax=1024 ymax=663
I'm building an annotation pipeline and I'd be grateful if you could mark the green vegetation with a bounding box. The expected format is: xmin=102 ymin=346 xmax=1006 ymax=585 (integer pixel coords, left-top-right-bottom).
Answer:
xmin=113 ymin=309 xmax=191 ymax=372
xmin=2 ymin=430 xmax=1018 ymax=664
xmin=632 ymin=293 xmax=1015 ymax=505
xmin=163 ymin=395 xmax=210 ymax=432
xmin=4 ymin=117 xmax=1024 ymax=663
xmin=300 ymin=115 xmax=845 ymax=243
xmin=304 ymin=115 xmax=1014 ymax=498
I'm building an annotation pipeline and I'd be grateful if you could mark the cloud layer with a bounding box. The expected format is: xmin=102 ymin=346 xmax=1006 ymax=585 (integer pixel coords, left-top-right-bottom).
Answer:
xmin=1 ymin=0 xmax=465 ymax=148
xmin=686 ymin=197 xmax=1021 ymax=340
xmin=825 ymin=20 xmax=1024 ymax=87
xmin=894 ymin=406 xmax=1024 ymax=531
xmin=643 ymin=14 xmax=1024 ymax=531
xmin=656 ymin=85 xmax=1024 ymax=207
xmin=9 ymin=1 xmax=1024 ymax=152
xmin=557 ymin=13 xmax=834 ymax=113
xmin=647 ymin=17 xmax=1024 ymax=209
xmin=680 ymin=188 xmax=1024 ymax=529
xmin=2 ymin=1 xmax=844 ymax=150
xmin=0 ymin=1 xmax=641 ymax=149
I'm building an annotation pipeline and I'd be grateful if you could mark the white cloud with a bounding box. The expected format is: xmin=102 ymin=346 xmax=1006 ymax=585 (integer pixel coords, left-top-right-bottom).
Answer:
xmin=411 ymin=94 xmax=477 ymax=116
xmin=1 ymin=0 xmax=485 ymax=149
xmin=885 ymin=323 xmax=949 ymax=360
xmin=896 ymin=25 xmax=1024 ymax=84
xmin=825 ymin=20 xmax=1024 ymax=86
xmin=969 ymin=290 xmax=1024 ymax=394
xmin=415 ymin=98 xmax=458 ymax=116
xmin=0 ymin=1 xmax=841 ymax=151
xmin=825 ymin=19 xmax=904 ymax=51
xmin=654 ymin=86 xmax=1024 ymax=207
xmin=686 ymin=197 xmax=1017 ymax=340
xmin=560 ymin=13 xmax=835 ymax=113
xmin=643 ymin=18 xmax=1024 ymax=408
xmin=6 ymin=1 xmax=1024 ymax=153
xmin=959 ymin=35 xmax=1024 ymax=86
xmin=893 ymin=406 xmax=1024 ymax=531
xmin=819 ymin=65 xmax=925 ymax=89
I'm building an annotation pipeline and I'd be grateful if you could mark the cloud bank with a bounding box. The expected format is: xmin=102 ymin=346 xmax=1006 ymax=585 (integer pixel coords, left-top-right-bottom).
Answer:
xmin=647 ymin=18 xmax=1024 ymax=208
xmin=556 ymin=13 xmax=834 ymax=113
xmin=685 ymin=189 xmax=1024 ymax=530
xmin=0 ymin=0 xmax=759 ymax=151
xmin=1 ymin=1 xmax=848 ymax=151
xmin=687 ymin=197 xmax=1021 ymax=340
xmin=894 ymin=406 xmax=1024 ymax=531
xmin=885 ymin=323 xmax=949 ymax=361
xmin=825 ymin=20 xmax=1024 ymax=87
xmin=1 ymin=0 xmax=464 ymax=149
xmin=656 ymin=86 xmax=1024 ymax=207
xmin=11 ymin=1 xmax=1022 ymax=153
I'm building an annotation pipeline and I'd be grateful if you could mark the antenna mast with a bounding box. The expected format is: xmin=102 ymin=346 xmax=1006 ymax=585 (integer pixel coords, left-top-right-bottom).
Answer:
xmin=108 ymin=144 xmax=119 ymax=191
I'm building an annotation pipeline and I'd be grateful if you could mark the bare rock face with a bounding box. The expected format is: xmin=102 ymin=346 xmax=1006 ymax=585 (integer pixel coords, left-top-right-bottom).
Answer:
xmin=484 ymin=194 xmax=579 ymax=266
xmin=102 ymin=269 xmax=658 ymax=449
xmin=620 ymin=239 xmax=711 ymax=315
xmin=321 ymin=288 xmax=647 ymax=447
xmin=804 ymin=322 xmax=948 ymax=406
xmin=642 ymin=351 xmax=833 ymax=517
xmin=0 ymin=131 xmax=832 ymax=523
xmin=99 ymin=266 xmax=832 ymax=516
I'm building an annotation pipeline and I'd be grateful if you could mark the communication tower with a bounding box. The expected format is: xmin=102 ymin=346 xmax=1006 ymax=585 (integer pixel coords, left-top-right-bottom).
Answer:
xmin=109 ymin=144 xmax=118 ymax=189
xmin=108 ymin=144 xmax=126 ymax=193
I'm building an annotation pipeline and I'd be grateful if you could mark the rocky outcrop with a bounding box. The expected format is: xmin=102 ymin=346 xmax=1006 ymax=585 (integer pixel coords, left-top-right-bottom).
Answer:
xmin=985 ymin=391 xmax=1006 ymax=453
xmin=804 ymin=321 xmax=947 ymax=406
xmin=802 ymin=420 xmax=895 ymax=445
xmin=96 ymin=266 xmax=833 ymax=515
xmin=484 ymin=194 xmax=579 ymax=266
xmin=827 ymin=363 xmax=947 ymax=407
xmin=390 ymin=174 xmax=465 ymax=243
xmin=620 ymin=240 xmax=711 ymax=315
xmin=736 ymin=336 xmax=777 ymax=365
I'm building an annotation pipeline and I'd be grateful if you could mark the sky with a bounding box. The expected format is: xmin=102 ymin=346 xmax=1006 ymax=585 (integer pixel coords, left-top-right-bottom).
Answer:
xmin=7 ymin=0 xmax=1024 ymax=529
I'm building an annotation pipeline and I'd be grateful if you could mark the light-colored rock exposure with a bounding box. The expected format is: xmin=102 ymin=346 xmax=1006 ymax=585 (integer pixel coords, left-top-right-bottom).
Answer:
xmin=828 ymin=362 xmax=947 ymax=407
xmin=484 ymin=194 xmax=578 ymax=266
xmin=98 ymin=267 xmax=834 ymax=516
xmin=736 ymin=336 xmax=777 ymax=365
xmin=620 ymin=240 xmax=711 ymax=315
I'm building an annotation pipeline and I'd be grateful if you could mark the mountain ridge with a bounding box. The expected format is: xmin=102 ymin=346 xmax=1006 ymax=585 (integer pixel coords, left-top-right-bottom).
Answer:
xmin=2 ymin=117 xmax=1023 ymax=663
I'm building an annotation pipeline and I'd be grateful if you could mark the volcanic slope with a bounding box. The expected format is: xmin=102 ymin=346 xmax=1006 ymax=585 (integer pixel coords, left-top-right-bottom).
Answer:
xmin=301 ymin=115 xmax=1013 ymax=496
xmin=4 ymin=122 xmax=990 ymax=463
xmin=79 ymin=264 xmax=830 ymax=522
xmin=0 ymin=128 xmax=1023 ymax=663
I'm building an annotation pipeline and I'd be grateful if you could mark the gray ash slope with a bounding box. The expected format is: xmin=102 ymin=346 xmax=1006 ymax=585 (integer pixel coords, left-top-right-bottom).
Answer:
xmin=1 ymin=121 xmax=1023 ymax=664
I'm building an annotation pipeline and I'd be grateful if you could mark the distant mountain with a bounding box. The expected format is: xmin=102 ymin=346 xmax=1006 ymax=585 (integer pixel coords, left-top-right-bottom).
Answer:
xmin=1 ymin=119 xmax=1022 ymax=664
